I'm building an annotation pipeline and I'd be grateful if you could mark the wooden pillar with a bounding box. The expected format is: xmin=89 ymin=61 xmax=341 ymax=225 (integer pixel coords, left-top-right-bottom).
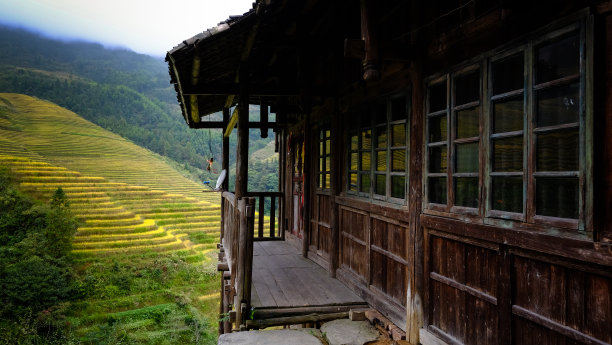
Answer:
xmin=407 ymin=58 xmax=425 ymax=344
xmin=302 ymin=115 xmax=311 ymax=258
xmin=222 ymin=107 xmax=230 ymax=191
xmin=360 ymin=0 xmax=380 ymax=81
xmin=260 ymin=101 xmax=268 ymax=138
xmin=329 ymin=110 xmax=340 ymax=277
xmin=235 ymin=90 xmax=249 ymax=199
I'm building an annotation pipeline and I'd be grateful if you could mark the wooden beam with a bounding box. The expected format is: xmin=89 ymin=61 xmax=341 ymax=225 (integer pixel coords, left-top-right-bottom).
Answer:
xmin=260 ymin=101 xmax=268 ymax=138
xmin=167 ymin=54 xmax=189 ymax=125
xmin=191 ymin=120 xmax=280 ymax=130
xmin=224 ymin=107 xmax=239 ymax=137
xmin=222 ymin=107 xmax=230 ymax=191
xmin=246 ymin=312 xmax=349 ymax=329
xmin=182 ymin=84 xmax=299 ymax=97
xmin=235 ymin=88 xmax=249 ymax=199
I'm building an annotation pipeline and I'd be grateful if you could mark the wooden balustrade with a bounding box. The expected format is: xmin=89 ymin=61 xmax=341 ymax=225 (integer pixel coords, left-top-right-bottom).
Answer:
xmin=247 ymin=191 xmax=283 ymax=240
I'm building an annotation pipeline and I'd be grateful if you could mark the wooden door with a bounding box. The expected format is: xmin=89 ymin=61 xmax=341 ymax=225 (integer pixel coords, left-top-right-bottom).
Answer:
xmin=308 ymin=128 xmax=332 ymax=267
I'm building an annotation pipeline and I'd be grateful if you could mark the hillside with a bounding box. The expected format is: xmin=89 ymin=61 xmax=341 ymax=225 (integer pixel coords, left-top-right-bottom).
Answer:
xmin=0 ymin=93 xmax=225 ymax=344
xmin=0 ymin=25 xmax=279 ymax=190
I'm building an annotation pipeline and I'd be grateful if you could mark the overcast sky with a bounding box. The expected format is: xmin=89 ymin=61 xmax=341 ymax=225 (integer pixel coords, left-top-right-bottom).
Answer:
xmin=0 ymin=0 xmax=255 ymax=57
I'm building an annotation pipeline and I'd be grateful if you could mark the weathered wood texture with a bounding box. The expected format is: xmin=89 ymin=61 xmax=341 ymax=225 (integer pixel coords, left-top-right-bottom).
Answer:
xmin=337 ymin=205 xmax=410 ymax=330
xmin=424 ymin=229 xmax=612 ymax=345
xmin=249 ymin=241 xmax=365 ymax=310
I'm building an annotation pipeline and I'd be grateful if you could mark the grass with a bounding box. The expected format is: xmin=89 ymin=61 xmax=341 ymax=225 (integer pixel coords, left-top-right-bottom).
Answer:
xmin=0 ymin=93 xmax=222 ymax=344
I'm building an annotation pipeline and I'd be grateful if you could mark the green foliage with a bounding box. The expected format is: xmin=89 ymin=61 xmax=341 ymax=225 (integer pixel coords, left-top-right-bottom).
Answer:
xmin=0 ymin=169 xmax=78 ymax=343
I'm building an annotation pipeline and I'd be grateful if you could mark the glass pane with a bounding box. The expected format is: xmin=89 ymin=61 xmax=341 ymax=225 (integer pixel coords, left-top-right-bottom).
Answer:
xmin=361 ymin=152 xmax=371 ymax=171
xmin=429 ymin=146 xmax=448 ymax=173
xmin=536 ymin=34 xmax=579 ymax=84
xmin=351 ymin=134 xmax=358 ymax=150
xmin=325 ymin=173 xmax=331 ymax=189
xmin=428 ymin=114 xmax=447 ymax=143
xmin=320 ymin=140 xmax=324 ymax=155
xmin=536 ymin=129 xmax=579 ymax=171
xmin=360 ymin=173 xmax=371 ymax=193
xmin=455 ymin=177 xmax=478 ymax=208
xmin=493 ymin=136 xmax=523 ymax=172
xmin=349 ymin=173 xmax=358 ymax=191
xmin=318 ymin=174 xmax=323 ymax=188
xmin=455 ymin=70 xmax=480 ymax=105
xmin=536 ymin=177 xmax=578 ymax=219
xmin=325 ymin=157 xmax=331 ymax=173
xmin=319 ymin=158 xmax=324 ymax=173
xmin=391 ymin=176 xmax=405 ymax=199
xmin=376 ymin=126 xmax=387 ymax=148
xmin=375 ymin=174 xmax=386 ymax=195
xmin=392 ymin=124 xmax=406 ymax=147
xmin=325 ymin=139 xmax=331 ymax=155
xmin=492 ymin=53 xmax=524 ymax=95
xmin=374 ymin=102 xmax=387 ymax=125
xmin=325 ymin=130 xmax=330 ymax=138
xmin=456 ymin=107 xmax=480 ymax=138
xmin=428 ymin=177 xmax=447 ymax=204
xmin=376 ymin=150 xmax=387 ymax=171
xmin=536 ymin=83 xmax=579 ymax=127
xmin=391 ymin=97 xmax=406 ymax=121
xmin=429 ymin=81 xmax=447 ymax=112
xmin=391 ymin=149 xmax=405 ymax=172
xmin=361 ymin=129 xmax=372 ymax=149
xmin=493 ymin=98 xmax=523 ymax=133
xmin=491 ymin=176 xmax=523 ymax=213
xmin=456 ymin=142 xmax=479 ymax=173
xmin=350 ymin=153 xmax=358 ymax=171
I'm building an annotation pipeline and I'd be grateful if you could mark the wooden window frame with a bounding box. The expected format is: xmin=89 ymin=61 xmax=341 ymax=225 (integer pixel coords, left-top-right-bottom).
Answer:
xmin=316 ymin=128 xmax=331 ymax=192
xmin=424 ymin=18 xmax=593 ymax=234
xmin=346 ymin=94 xmax=410 ymax=204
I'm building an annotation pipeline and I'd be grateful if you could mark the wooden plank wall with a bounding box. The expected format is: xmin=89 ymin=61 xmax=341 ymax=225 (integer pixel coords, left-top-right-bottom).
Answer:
xmin=425 ymin=230 xmax=612 ymax=345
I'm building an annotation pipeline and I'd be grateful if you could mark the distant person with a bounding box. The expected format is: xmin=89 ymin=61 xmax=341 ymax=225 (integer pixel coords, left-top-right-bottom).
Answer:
xmin=206 ymin=157 xmax=218 ymax=174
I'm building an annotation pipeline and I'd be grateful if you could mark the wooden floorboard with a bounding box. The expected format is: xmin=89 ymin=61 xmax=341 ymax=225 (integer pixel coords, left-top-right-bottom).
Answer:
xmin=251 ymin=241 xmax=364 ymax=310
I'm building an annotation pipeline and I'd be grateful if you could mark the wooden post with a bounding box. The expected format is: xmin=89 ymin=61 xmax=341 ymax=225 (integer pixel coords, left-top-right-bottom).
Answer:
xmin=235 ymin=86 xmax=249 ymax=199
xmin=329 ymin=109 xmax=340 ymax=278
xmin=222 ymin=107 xmax=230 ymax=191
xmin=407 ymin=57 xmax=425 ymax=343
xmin=302 ymin=115 xmax=312 ymax=258
xmin=234 ymin=198 xmax=246 ymax=329
xmin=360 ymin=0 xmax=380 ymax=81
xmin=260 ymin=101 xmax=268 ymax=138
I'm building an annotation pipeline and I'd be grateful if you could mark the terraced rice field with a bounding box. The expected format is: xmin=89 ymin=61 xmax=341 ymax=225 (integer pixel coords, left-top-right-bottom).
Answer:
xmin=0 ymin=94 xmax=225 ymax=343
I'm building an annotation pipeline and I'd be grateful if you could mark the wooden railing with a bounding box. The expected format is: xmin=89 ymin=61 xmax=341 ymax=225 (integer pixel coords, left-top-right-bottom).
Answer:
xmin=219 ymin=192 xmax=255 ymax=332
xmin=247 ymin=192 xmax=283 ymax=240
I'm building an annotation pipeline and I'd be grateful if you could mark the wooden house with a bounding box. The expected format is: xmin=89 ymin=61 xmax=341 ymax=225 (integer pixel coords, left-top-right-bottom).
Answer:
xmin=166 ymin=0 xmax=612 ymax=343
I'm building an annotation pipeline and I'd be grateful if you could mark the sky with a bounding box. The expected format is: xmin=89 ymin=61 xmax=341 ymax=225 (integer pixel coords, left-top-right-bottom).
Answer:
xmin=0 ymin=0 xmax=255 ymax=57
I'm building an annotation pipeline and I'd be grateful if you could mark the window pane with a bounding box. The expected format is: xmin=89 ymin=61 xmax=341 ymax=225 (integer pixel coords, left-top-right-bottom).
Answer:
xmin=391 ymin=176 xmax=405 ymax=199
xmin=493 ymin=136 xmax=523 ymax=172
xmin=456 ymin=142 xmax=479 ymax=173
xmin=429 ymin=82 xmax=447 ymax=112
xmin=536 ymin=83 xmax=579 ymax=127
xmin=455 ymin=70 xmax=480 ymax=105
xmin=326 ymin=157 xmax=331 ymax=172
xmin=392 ymin=149 xmax=405 ymax=172
xmin=429 ymin=146 xmax=448 ymax=173
xmin=361 ymin=152 xmax=371 ymax=170
xmin=491 ymin=176 xmax=523 ymax=213
xmin=536 ymin=177 xmax=578 ymax=219
xmin=456 ymin=107 xmax=479 ymax=138
xmin=361 ymin=129 xmax=372 ymax=149
xmin=375 ymin=174 xmax=386 ymax=195
xmin=319 ymin=174 xmax=323 ymax=188
xmin=536 ymin=34 xmax=579 ymax=84
xmin=392 ymin=124 xmax=406 ymax=147
xmin=429 ymin=114 xmax=447 ymax=142
xmin=455 ymin=177 xmax=478 ymax=208
xmin=376 ymin=126 xmax=387 ymax=148
xmin=320 ymin=140 xmax=324 ymax=155
xmin=350 ymin=153 xmax=358 ymax=170
xmin=360 ymin=174 xmax=371 ymax=193
xmin=325 ymin=130 xmax=330 ymax=138
xmin=492 ymin=53 xmax=524 ymax=95
xmin=493 ymin=98 xmax=523 ymax=133
xmin=325 ymin=139 xmax=331 ymax=155
xmin=536 ymin=129 xmax=579 ymax=171
xmin=349 ymin=173 xmax=358 ymax=191
xmin=351 ymin=134 xmax=358 ymax=150
xmin=391 ymin=97 xmax=406 ymax=121
xmin=428 ymin=177 xmax=447 ymax=204
xmin=325 ymin=173 xmax=331 ymax=189
xmin=376 ymin=150 xmax=387 ymax=171
xmin=319 ymin=158 xmax=324 ymax=172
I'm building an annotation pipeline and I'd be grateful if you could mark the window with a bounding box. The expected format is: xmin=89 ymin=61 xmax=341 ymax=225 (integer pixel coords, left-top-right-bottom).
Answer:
xmin=317 ymin=129 xmax=331 ymax=190
xmin=425 ymin=21 xmax=590 ymax=230
xmin=347 ymin=95 xmax=409 ymax=202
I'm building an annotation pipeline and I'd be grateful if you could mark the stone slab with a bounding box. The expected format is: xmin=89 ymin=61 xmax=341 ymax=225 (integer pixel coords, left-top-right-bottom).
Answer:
xmin=321 ymin=319 xmax=381 ymax=345
xmin=218 ymin=329 xmax=323 ymax=345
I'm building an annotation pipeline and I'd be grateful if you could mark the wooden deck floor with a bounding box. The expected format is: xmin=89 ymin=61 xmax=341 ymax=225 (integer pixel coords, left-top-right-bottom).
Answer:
xmin=250 ymin=241 xmax=365 ymax=310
